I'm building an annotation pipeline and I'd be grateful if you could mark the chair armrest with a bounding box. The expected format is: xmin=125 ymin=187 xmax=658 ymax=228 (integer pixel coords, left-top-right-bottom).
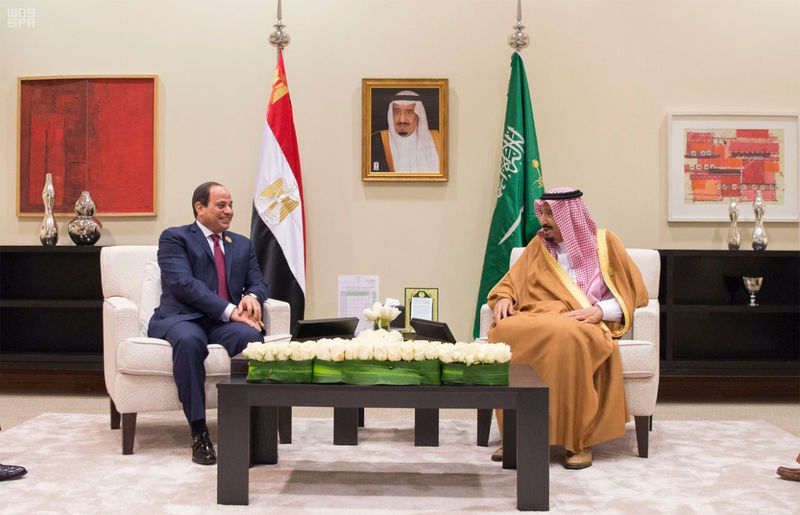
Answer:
xmin=263 ymin=298 xmax=291 ymax=335
xmin=103 ymin=297 xmax=140 ymax=398
xmin=479 ymin=303 xmax=493 ymax=339
xmin=631 ymin=299 xmax=659 ymax=347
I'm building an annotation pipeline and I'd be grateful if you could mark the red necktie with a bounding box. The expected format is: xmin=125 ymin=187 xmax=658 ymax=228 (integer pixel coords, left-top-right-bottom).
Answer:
xmin=211 ymin=234 xmax=230 ymax=301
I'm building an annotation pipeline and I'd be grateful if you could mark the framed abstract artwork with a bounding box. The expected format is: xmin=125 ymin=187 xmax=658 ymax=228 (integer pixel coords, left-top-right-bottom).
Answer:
xmin=667 ymin=112 xmax=799 ymax=222
xmin=17 ymin=75 xmax=157 ymax=216
xmin=362 ymin=78 xmax=448 ymax=182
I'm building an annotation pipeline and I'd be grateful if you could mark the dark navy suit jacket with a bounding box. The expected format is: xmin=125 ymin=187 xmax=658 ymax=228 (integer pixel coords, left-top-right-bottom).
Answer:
xmin=147 ymin=222 xmax=269 ymax=339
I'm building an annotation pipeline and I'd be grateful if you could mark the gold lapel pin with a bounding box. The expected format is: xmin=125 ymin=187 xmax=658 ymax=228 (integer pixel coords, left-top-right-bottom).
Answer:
xmin=224 ymin=236 xmax=232 ymax=243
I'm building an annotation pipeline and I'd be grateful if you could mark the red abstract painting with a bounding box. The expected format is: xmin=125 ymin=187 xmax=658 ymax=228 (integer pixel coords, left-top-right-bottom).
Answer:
xmin=683 ymin=128 xmax=783 ymax=204
xmin=18 ymin=76 xmax=156 ymax=216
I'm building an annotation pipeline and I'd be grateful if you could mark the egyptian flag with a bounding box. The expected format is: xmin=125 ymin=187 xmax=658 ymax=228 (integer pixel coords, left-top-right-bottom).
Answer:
xmin=251 ymin=49 xmax=305 ymax=330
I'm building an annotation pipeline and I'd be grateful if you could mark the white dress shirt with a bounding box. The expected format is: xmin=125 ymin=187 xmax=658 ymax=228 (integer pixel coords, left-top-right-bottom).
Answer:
xmin=196 ymin=221 xmax=235 ymax=321
xmin=555 ymin=242 xmax=623 ymax=323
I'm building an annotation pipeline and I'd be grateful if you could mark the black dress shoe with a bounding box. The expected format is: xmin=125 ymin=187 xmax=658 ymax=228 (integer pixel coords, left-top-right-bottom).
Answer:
xmin=192 ymin=431 xmax=216 ymax=465
xmin=0 ymin=464 xmax=27 ymax=481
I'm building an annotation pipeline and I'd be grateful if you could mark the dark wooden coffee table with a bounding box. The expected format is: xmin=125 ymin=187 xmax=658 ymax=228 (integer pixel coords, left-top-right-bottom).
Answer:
xmin=216 ymin=364 xmax=549 ymax=511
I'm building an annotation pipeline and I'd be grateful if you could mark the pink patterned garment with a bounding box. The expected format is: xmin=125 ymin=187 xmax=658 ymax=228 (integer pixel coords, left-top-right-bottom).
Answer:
xmin=533 ymin=187 xmax=610 ymax=302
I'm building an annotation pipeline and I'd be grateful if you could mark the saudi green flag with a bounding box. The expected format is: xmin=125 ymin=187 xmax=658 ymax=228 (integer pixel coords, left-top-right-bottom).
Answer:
xmin=473 ymin=52 xmax=544 ymax=338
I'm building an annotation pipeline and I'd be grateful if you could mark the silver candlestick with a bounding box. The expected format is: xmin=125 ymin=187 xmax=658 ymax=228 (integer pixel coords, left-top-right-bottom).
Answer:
xmin=39 ymin=172 xmax=58 ymax=246
xmin=751 ymin=190 xmax=768 ymax=251
xmin=727 ymin=199 xmax=740 ymax=250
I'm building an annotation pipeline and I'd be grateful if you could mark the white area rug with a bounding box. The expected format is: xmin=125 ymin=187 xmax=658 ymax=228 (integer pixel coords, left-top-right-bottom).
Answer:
xmin=1 ymin=412 xmax=798 ymax=513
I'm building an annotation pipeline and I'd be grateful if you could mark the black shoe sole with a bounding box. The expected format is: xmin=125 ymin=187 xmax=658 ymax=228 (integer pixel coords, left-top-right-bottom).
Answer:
xmin=564 ymin=462 xmax=592 ymax=470
xmin=0 ymin=473 xmax=27 ymax=481
xmin=192 ymin=456 xmax=217 ymax=465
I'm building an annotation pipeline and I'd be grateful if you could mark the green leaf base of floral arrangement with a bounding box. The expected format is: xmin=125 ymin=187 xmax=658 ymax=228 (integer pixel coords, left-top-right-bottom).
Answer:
xmin=247 ymin=359 xmax=313 ymax=383
xmin=312 ymin=359 xmax=344 ymax=383
xmin=441 ymin=362 xmax=509 ymax=386
xmin=341 ymin=359 xmax=441 ymax=385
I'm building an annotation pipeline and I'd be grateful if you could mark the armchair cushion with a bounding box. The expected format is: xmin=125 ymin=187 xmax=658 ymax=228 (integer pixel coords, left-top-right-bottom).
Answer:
xmin=138 ymin=259 xmax=161 ymax=337
xmin=117 ymin=337 xmax=230 ymax=377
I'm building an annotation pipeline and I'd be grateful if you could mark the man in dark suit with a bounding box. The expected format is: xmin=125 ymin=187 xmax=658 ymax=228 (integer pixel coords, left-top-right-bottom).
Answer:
xmin=148 ymin=181 xmax=269 ymax=465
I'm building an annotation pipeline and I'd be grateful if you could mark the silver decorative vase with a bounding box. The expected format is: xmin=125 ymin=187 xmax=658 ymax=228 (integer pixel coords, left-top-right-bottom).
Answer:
xmin=751 ymin=190 xmax=768 ymax=251
xmin=727 ymin=199 xmax=740 ymax=250
xmin=39 ymin=173 xmax=58 ymax=246
xmin=67 ymin=191 xmax=102 ymax=246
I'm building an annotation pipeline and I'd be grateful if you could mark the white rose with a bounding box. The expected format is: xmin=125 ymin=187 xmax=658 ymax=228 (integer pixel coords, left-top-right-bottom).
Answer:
xmin=357 ymin=328 xmax=376 ymax=340
xmin=452 ymin=342 xmax=469 ymax=364
xmin=413 ymin=340 xmax=430 ymax=361
xmin=372 ymin=340 xmax=388 ymax=361
xmin=344 ymin=340 xmax=360 ymax=360
xmin=357 ymin=341 xmax=373 ymax=360
xmin=399 ymin=341 xmax=415 ymax=361
xmin=496 ymin=343 xmax=512 ymax=363
xmin=242 ymin=341 xmax=264 ymax=361
xmin=275 ymin=341 xmax=291 ymax=361
xmin=301 ymin=340 xmax=316 ymax=360
xmin=315 ymin=340 xmax=331 ymax=361
xmin=480 ymin=343 xmax=498 ymax=363
xmin=474 ymin=343 xmax=490 ymax=363
xmin=289 ymin=341 xmax=305 ymax=360
xmin=330 ymin=339 xmax=347 ymax=361
xmin=438 ymin=343 xmax=455 ymax=363
xmin=386 ymin=340 xmax=402 ymax=361
xmin=378 ymin=304 xmax=401 ymax=324
xmin=362 ymin=302 xmax=382 ymax=322
xmin=424 ymin=341 xmax=441 ymax=360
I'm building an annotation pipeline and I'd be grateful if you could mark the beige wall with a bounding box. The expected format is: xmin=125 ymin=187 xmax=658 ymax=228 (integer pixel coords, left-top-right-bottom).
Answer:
xmin=2 ymin=0 xmax=798 ymax=340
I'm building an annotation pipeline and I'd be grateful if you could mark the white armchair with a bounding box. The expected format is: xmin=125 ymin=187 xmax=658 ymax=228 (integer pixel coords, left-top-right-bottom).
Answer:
xmin=478 ymin=247 xmax=660 ymax=457
xmin=100 ymin=245 xmax=291 ymax=454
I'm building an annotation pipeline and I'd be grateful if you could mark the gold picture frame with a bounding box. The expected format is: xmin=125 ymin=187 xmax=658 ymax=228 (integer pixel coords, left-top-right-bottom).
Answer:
xmin=403 ymin=287 xmax=439 ymax=331
xmin=362 ymin=78 xmax=448 ymax=182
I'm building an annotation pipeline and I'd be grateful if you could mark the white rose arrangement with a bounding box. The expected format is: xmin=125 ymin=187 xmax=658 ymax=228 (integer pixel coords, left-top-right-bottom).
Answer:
xmin=362 ymin=302 xmax=401 ymax=330
xmin=437 ymin=341 xmax=512 ymax=365
xmin=243 ymin=339 xmax=316 ymax=362
xmin=244 ymin=335 xmax=511 ymax=365
xmin=244 ymin=331 xmax=512 ymax=385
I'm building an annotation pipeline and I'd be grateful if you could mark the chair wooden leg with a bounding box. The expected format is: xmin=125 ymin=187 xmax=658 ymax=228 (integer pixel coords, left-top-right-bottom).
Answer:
xmin=358 ymin=407 xmax=365 ymax=427
xmin=278 ymin=406 xmax=292 ymax=444
xmin=122 ymin=413 xmax=137 ymax=455
xmin=110 ymin=399 xmax=121 ymax=430
xmin=634 ymin=415 xmax=649 ymax=458
xmin=477 ymin=408 xmax=492 ymax=446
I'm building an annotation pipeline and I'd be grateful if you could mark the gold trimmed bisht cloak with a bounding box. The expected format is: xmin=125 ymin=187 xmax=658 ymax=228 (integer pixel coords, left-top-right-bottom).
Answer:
xmin=487 ymin=229 xmax=648 ymax=452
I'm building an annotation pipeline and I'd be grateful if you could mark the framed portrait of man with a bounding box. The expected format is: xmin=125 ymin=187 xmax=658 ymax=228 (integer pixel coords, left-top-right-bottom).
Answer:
xmin=362 ymin=78 xmax=448 ymax=182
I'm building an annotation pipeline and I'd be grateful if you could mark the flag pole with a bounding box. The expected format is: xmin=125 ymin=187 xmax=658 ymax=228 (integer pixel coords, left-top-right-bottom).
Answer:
xmin=472 ymin=0 xmax=544 ymax=338
xmin=508 ymin=0 xmax=529 ymax=52
xmin=270 ymin=0 xmax=290 ymax=56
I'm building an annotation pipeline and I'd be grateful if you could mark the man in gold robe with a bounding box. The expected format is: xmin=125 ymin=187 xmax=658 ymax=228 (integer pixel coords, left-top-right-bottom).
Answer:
xmin=487 ymin=187 xmax=648 ymax=469
xmin=370 ymin=90 xmax=441 ymax=172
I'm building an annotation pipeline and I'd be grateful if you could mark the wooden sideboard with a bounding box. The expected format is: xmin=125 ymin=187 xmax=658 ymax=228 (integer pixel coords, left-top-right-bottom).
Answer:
xmin=658 ymin=249 xmax=799 ymax=379
xmin=0 ymin=246 xmax=104 ymax=390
